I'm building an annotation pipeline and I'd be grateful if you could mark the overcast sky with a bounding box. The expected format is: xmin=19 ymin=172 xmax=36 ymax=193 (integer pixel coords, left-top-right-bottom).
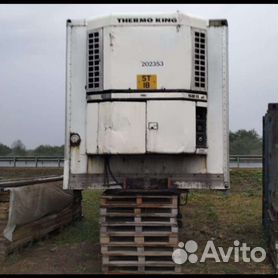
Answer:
xmin=0 ymin=4 xmax=277 ymax=149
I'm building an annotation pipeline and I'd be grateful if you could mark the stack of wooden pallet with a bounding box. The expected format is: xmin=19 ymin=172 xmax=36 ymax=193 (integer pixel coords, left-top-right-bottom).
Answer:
xmin=100 ymin=191 xmax=181 ymax=274
xmin=0 ymin=190 xmax=82 ymax=257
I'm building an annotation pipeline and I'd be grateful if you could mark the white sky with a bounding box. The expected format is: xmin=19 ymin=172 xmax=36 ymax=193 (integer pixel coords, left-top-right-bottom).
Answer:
xmin=0 ymin=4 xmax=277 ymax=148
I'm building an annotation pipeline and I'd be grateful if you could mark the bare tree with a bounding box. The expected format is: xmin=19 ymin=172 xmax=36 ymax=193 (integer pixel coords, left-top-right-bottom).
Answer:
xmin=11 ymin=140 xmax=26 ymax=156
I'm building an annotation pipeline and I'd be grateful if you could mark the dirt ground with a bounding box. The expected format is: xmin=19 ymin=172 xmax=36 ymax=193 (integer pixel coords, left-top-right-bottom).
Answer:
xmin=0 ymin=168 xmax=274 ymax=274
xmin=0 ymin=241 xmax=102 ymax=274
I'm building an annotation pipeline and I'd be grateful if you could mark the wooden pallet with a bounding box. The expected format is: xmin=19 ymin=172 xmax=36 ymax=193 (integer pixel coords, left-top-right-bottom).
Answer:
xmin=100 ymin=190 xmax=180 ymax=274
xmin=102 ymin=252 xmax=181 ymax=274
xmin=101 ymin=195 xmax=178 ymax=208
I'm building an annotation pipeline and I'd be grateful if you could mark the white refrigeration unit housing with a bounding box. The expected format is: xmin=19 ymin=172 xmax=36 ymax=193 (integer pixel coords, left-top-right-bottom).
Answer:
xmin=63 ymin=12 xmax=229 ymax=191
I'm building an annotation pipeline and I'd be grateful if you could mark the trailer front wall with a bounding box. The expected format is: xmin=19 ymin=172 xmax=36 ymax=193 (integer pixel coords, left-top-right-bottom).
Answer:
xmin=63 ymin=15 xmax=229 ymax=191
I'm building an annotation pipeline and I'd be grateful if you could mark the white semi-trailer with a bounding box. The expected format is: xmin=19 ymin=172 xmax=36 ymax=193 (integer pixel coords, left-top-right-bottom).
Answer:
xmin=63 ymin=12 xmax=229 ymax=274
xmin=63 ymin=12 xmax=229 ymax=191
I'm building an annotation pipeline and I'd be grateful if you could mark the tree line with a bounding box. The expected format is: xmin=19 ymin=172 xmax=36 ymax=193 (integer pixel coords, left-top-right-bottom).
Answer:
xmin=0 ymin=140 xmax=64 ymax=157
xmin=0 ymin=129 xmax=262 ymax=156
xmin=229 ymin=129 xmax=262 ymax=155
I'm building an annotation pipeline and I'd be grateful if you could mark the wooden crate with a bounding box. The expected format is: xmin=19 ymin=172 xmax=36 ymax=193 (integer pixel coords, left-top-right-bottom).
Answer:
xmin=100 ymin=191 xmax=180 ymax=274
xmin=0 ymin=190 xmax=82 ymax=257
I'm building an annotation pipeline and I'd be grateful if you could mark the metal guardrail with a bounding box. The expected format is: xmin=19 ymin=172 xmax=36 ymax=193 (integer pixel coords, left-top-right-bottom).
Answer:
xmin=0 ymin=155 xmax=263 ymax=168
xmin=229 ymin=155 xmax=262 ymax=168
xmin=0 ymin=156 xmax=64 ymax=168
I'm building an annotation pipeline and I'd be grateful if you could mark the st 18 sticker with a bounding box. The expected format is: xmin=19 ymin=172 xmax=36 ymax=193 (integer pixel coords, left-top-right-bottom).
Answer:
xmin=137 ymin=75 xmax=157 ymax=90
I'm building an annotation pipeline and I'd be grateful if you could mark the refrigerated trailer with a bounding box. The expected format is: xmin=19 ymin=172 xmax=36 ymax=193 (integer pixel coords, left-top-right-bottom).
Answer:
xmin=63 ymin=12 xmax=229 ymax=191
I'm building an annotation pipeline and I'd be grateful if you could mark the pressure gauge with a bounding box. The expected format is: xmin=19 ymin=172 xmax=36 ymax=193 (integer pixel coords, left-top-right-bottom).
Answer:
xmin=70 ymin=133 xmax=81 ymax=146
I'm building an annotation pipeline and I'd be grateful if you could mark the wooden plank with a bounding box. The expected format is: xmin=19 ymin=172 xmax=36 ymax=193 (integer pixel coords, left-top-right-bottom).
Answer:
xmin=101 ymin=195 xmax=177 ymax=199
xmin=0 ymin=203 xmax=10 ymax=209
xmin=102 ymin=260 xmax=176 ymax=266
xmin=0 ymin=214 xmax=9 ymax=221
xmin=100 ymin=225 xmax=178 ymax=233
xmin=0 ymin=192 xmax=10 ymax=202
xmin=11 ymin=207 xmax=78 ymax=241
xmin=103 ymin=265 xmax=182 ymax=274
xmin=0 ymin=203 xmax=81 ymax=256
xmin=102 ymin=251 xmax=174 ymax=256
xmin=100 ymin=212 xmax=177 ymax=218
xmin=100 ymin=195 xmax=177 ymax=208
xmin=12 ymin=213 xmax=74 ymax=241
xmin=100 ymin=203 xmax=176 ymax=208
xmin=0 ymin=176 xmax=63 ymax=188
xmin=100 ymin=216 xmax=177 ymax=225
xmin=100 ymin=233 xmax=178 ymax=245
xmin=100 ymin=207 xmax=178 ymax=217
xmin=100 ymin=231 xmax=178 ymax=237
xmin=101 ymin=241 xmax=177 ymax=247
xmin=101 ymin=245 xmax=175 ymax=253
xmin=101 ymin=221 xmax=178 ymax=226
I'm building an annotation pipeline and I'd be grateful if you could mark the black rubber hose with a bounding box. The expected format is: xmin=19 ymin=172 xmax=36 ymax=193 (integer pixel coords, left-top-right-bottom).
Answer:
xmin=104 ymin=155 xmax=123 ymax=187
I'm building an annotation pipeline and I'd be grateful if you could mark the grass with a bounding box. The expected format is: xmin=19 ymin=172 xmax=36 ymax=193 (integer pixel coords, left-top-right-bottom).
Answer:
xmin=51 ymin=168 xmax=272 ymax=274
xmin=230 ymin=168 xmax=262 ymax=194
xmin=54 ymin=190 xmax=103 ymax=245
xmin=0 ymin=167 xmax=273 ymax=274
xmin=178 ymin=168 xmax=272 ymax=274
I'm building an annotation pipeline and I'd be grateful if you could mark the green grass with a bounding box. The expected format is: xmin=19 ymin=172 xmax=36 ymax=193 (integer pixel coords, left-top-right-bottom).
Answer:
xmin=179 ymin=169 xmax=272 ymax=274
xmin=54 ymin=169 xmax=269 ymax=262
xmin=54 ymin=190 xmax=103 ymax=245
xmin=230 ymin=168 xmax=262 ymax=194
xmin=0 ymin=167 xmax=272 ymax=274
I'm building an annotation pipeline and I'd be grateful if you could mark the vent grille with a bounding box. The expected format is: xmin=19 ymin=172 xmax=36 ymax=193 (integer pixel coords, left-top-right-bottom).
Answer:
xmin=87 ymin=29 xmax=103 ymax=92
xmin=192 ymin=29 xmax=207 ymax=91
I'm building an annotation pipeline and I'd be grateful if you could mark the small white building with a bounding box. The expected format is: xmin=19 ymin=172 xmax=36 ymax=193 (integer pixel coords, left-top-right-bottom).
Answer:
xmin=63 ymin=12 xmax=229 ymax=191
